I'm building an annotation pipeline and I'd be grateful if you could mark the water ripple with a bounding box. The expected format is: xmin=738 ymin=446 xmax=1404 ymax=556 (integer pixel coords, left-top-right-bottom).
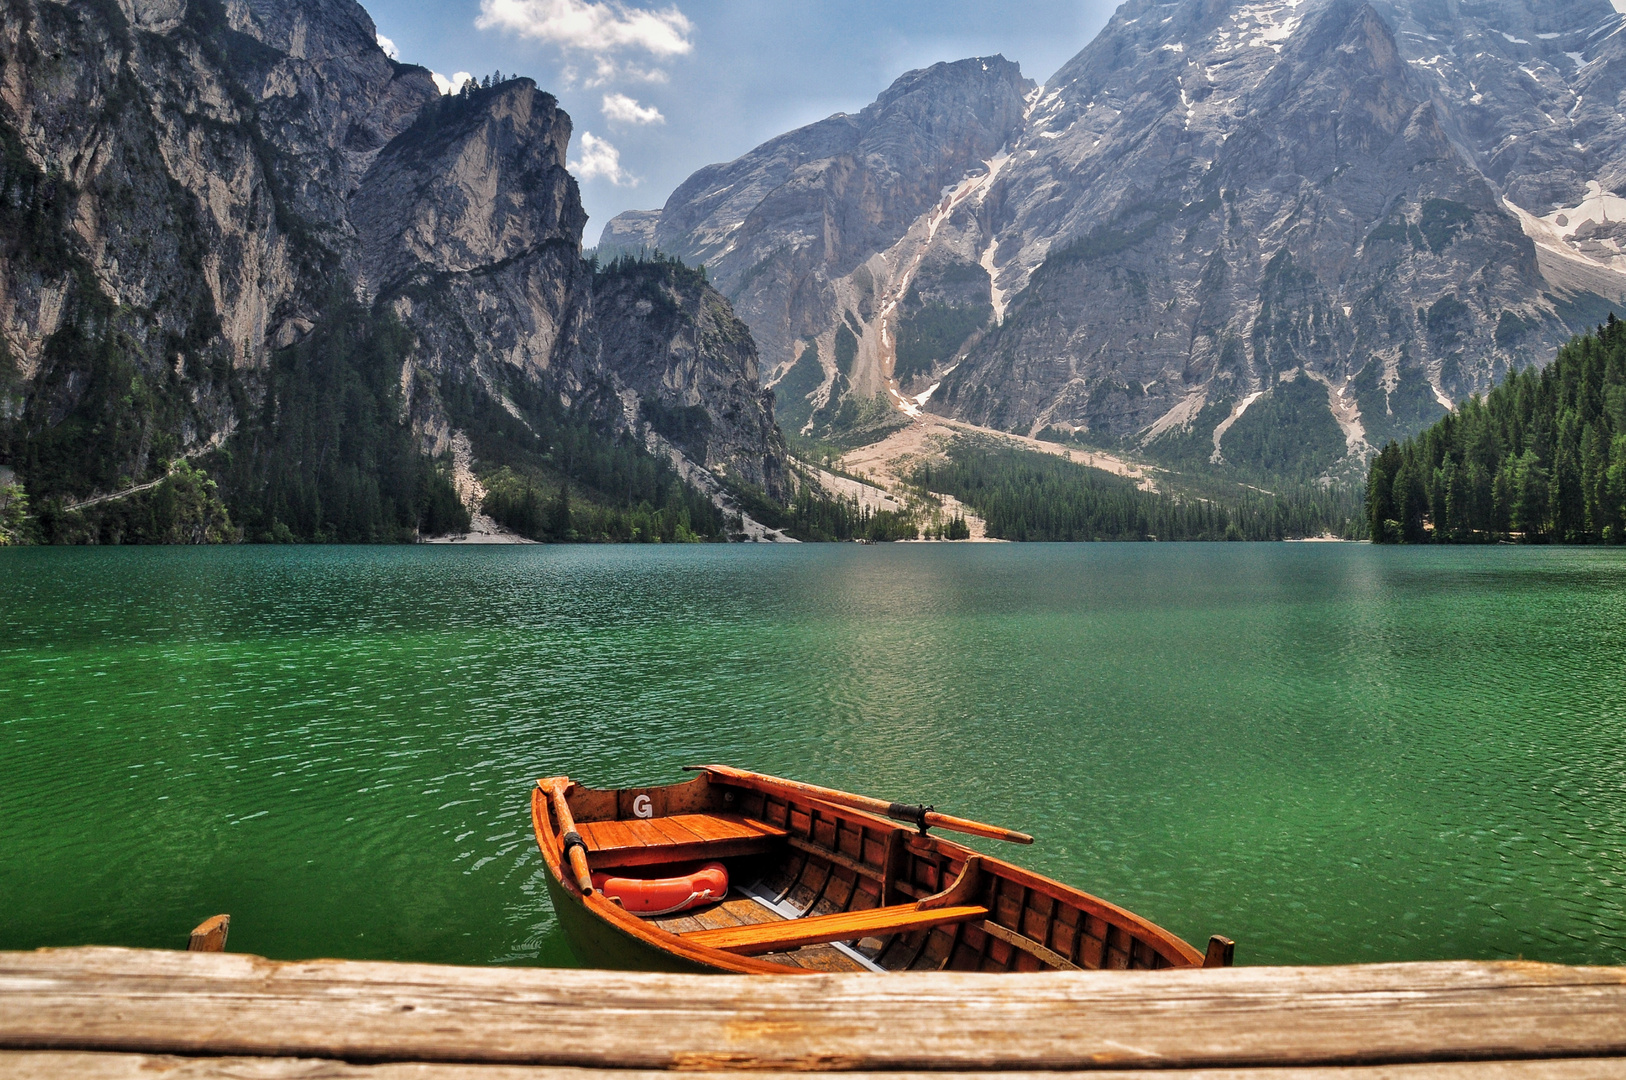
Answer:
xmin=1 ymin=544 xmax=1624 ymax=966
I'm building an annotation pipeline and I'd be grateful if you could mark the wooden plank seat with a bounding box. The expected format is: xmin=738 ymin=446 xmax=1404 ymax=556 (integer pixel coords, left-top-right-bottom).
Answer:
xmin=576 ymin=813 xmax=788 ymax=870
xmin=680 ymin=903 xmax=991 ymax=956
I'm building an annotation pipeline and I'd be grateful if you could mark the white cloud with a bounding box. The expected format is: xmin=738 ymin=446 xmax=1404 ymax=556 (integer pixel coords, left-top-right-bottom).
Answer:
xmin=569 ymin=131 xmax=636 ymax=186
xmin=475 ymin=0 xmax=693 ymax=78
xmin=432 ymin=71 xmax=477 ymax=95
xmin=568 ymin=57 xmax=670 ymax=88
xmin=376 ymin=33 xmax=399 ymax=59
xmin=615 ymin=61 xmax=668 ymax=82
xmin=602 ymin=92 xmax=664 ymax=124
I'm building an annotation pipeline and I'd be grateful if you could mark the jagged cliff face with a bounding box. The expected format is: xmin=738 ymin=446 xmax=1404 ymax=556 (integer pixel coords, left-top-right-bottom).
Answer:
xmin=628 ymin=57 xmax=1035 ymax=437
xmin=351 ymin=81 xmax=595 ymax=405
xmin=591 ymin=258 xmax=787 ymax=494
xmin=609 ymin=0 xmax=1626 ymax=477
xmin=350 ymin=80 xmax=788 ymax=497
xmin=941 ymin=0 xmax=1625 ymax=471
xmin=0 ymin=0 xmax=786 ymax=515
xmin=0 ymin=0 xmax=429 ymax=501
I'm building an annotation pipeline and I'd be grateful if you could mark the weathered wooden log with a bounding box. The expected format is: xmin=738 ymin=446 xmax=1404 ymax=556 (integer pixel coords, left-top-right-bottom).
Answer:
xmin=186 ymin=916 xmax=229 ymax=954
xmin=1 ymin=948 xmax=1624 ymax=1071
xmin=1 ymin=1050 xmax=1623 ymax=1078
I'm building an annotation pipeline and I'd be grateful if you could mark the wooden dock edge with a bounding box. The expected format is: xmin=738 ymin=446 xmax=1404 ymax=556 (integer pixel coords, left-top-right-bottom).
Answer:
xmin=0 ymin=947 xmax=1623 ymax=1076
xmin=1 ymin=1053 xmax=1623 ymax=1079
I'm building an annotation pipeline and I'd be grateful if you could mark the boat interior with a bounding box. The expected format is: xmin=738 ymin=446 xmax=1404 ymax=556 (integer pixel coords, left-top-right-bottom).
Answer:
xmin=540 ymin=769 xmax=1208 ymax=972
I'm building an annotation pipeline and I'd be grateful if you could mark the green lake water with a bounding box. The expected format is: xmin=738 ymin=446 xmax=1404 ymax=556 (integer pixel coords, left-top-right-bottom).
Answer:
xmin=2 ymin=543 xmax=1624 ymax=968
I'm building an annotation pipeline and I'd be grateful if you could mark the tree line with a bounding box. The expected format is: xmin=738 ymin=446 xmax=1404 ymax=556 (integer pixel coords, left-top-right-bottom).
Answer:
xmin=1367 ymin=315 xmax=1626 ymax=543
xmin=481 ymin=466 xmax=718 ymax=543
xmin=210 ymin=296 xmax=470 ymax=543
xmin=437 ymin=358 xmax=731 ymax=542
xmin=780 ymin=486 xmax=934 ymax=542
xmin=713 ymin=474 xmax=930 ymax=542
xmin=917 ymin=442 xmax=1367 ymax=542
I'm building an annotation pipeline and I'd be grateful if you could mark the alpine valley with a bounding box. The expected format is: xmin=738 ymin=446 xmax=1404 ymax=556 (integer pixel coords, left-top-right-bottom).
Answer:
xmin=5 ymin=0 xmax=1626 ymax=545
xmin=606 ymin=0 xmax=1626 ymax=488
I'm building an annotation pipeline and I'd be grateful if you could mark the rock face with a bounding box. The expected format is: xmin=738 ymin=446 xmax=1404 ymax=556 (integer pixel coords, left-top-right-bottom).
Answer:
xmin=349 ymin=82 xmax=595 ymax=411
xmin=0 ymin=0 xmax=786 ymax=512
xmin=610 ymin=0 xmax=1626 ymax=478
xmin=620 ymin=57 xmax=1035 ymax=436
xmin=595 ymin=209 xmax=660 ymax=258
xmin=590 ymin=258 xmax=787 ymax=493
xmin=940 ymin=0 xmax=1625 ymax=474
xmin=353 ymin=84 xmax=586 ymax=299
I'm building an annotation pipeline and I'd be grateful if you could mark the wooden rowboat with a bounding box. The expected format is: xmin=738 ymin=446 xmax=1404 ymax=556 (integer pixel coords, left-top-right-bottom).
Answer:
xmin=532 ymin=765 xmax=1232 ymax=974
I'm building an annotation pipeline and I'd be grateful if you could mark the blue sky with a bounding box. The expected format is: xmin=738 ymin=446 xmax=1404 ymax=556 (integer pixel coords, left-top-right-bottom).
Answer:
xmin=362 ymin=0 xmax=1122 ymax=246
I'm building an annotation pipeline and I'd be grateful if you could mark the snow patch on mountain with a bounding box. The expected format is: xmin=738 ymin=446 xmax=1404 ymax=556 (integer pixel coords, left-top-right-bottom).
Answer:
xmin=1218 ymin=0 xmax=1308 ymax=54
xmin=1508 ymin=183 xmax=1626 ymax=278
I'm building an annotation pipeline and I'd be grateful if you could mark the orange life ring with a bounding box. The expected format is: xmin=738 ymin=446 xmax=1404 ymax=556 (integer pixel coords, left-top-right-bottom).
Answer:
xmin=591 ymin=861 xmax=729 ymax=916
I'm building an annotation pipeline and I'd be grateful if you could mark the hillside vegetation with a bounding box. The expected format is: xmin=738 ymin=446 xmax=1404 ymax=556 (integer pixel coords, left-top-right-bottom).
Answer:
xmin=1367 ymin=316 xmax=1626 ymax=543
xmin=919 ymin=440 xmax=1367 ymax=542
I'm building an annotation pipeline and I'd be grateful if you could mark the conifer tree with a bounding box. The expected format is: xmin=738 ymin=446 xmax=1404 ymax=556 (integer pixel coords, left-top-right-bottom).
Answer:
xmin=551 ymin=482 xmax=572 ymax=540
xmin=1368 ymin=314 xmax=1626 ymax=543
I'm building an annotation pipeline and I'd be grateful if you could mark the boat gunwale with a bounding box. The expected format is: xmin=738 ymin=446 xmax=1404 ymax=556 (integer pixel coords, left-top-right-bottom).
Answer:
xmin=766 ymin=792 xmax=1206 ymax=968
xmin=531 ymin=771 xmax=1205 ymax=972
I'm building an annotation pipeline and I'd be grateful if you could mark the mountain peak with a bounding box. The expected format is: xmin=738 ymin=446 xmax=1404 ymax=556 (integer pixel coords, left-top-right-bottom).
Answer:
xmin=354 ymin=80 xmax=583 ymax=294
xmin=616 ymin=0 xmax=1625 ymax=477
xmin=869 ymin=55 xmax=1031 ymax=112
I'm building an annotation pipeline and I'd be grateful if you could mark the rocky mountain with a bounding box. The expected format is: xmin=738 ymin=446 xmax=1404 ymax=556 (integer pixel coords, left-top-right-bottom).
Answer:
xmin=0 ymin=0 xmax=787 ymax=541
xmin=596 ymin=209 xmax=660 ymax=258
xmin=609 ymin=56 xmax=1034 ymax=440
xmin=609 ymin=0 xmax=1626 ymax=480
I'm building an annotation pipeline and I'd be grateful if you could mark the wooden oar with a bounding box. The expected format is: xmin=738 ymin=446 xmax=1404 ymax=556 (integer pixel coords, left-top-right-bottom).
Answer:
xmin=685 ymin=765 xmax=1034 ymax=845
xmin=538 ymin=777 xmax=595 ymax=894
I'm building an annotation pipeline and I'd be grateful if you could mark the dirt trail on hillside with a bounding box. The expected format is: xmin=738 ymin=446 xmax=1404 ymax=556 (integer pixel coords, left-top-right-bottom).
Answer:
xmin=839 ymin=414 xmax=1159 ymax=501
xmin=809 ymin=461 xmax=994 ymax=541
xmin=823 ymin=413 xmax=1162 ymax=541
xmin=64 ymin=432 xmax=235 ymax=512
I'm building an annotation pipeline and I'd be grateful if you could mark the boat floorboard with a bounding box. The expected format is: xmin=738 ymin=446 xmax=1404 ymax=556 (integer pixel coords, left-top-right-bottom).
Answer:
xmin=649 ymin=894 xmax=765 ymax=934
xmin=759 ymin=943 xmax=865 ymax=971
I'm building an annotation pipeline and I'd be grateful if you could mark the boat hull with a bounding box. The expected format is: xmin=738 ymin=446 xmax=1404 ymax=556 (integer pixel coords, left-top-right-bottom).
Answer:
xmin=543 ymin=856 xmax=720 ymax=973
xmin=533 ymin=769 xmax=1213 ymax=974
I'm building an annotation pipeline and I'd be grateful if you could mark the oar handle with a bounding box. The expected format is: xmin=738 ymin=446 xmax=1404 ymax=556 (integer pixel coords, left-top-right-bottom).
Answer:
xmin=687 ymin=765 xmax=1034 ymax=845
xmin=539 ymin=778 xmax=595 ymax=895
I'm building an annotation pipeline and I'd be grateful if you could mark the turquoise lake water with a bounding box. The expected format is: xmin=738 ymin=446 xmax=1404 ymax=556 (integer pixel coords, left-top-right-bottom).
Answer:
xmin=1 ymin=543 xmax=1624 ymax=967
